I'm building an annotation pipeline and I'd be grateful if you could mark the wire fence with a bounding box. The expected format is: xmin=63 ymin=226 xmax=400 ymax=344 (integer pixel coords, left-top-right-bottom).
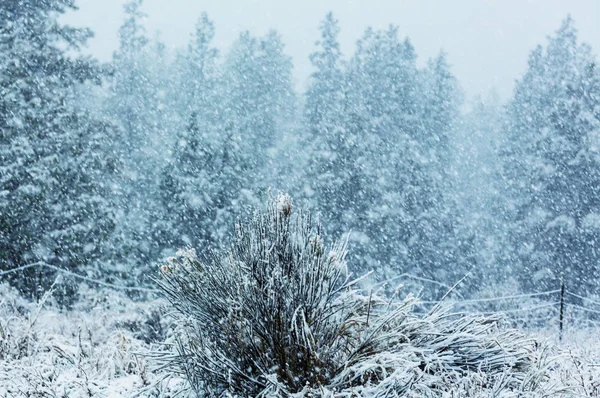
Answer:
xmin=0 ymin=261 xmax=159 ymax=293
xmin=2 ymin=262 xmax=600 ymax=340
xmin=401 ymin=271 xmax=600 ymax=341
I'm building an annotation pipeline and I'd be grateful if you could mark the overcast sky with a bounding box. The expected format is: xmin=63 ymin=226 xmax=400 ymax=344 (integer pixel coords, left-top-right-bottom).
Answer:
xmin=63 ymin=0 xmax=600 ymax=101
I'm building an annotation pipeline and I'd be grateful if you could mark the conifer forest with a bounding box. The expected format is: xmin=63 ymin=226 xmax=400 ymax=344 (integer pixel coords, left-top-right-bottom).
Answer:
xmin=2 ymin=1 xmax=600 ymax=396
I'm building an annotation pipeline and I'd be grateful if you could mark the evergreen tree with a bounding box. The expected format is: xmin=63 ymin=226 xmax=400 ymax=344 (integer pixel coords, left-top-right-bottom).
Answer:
xmin=160 ymin=111 xmax=246 ymax=251
xmin=303 ymin=18 xmax=463 ymax=284
xmin=219 ymin=29 xmax=294 ymax=205
xmin=343 ymin=26 xmax=422 ymax=273
xmin=305 ymin=13 xmax=345 ymax=141
xmin=0 ymin=0 xmax=117 ymax=298
xmin=503 ymin=17 xmax=600 ymax=292
xmin=452 ymin=94 xmax=510 ymax=289
xmin=158 ymin=13 xmax=222 ymax=251
xmin=221 ymin=30 xmax=294 ymax=175
xmin=110 ymin=0 xmax=150 ymax=165
xmin=175 ymin=12 xmax=219 ymax=122
xmin=411 ymin=51 xmax=465 ymax=284
xmin=161 ymin=26 xmax=294 ymax=253
xmin=420 ymin=51 xmax=459 ymax=158
xmin=304 ymin=13 xmax=350 ymax=238
xmin=104 ymin=0 xmax=174 ymax=274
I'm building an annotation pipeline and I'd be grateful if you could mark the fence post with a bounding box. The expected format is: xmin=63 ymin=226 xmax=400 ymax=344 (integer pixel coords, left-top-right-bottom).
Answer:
xmin=559 ymin=272 xmax=565 ymax=343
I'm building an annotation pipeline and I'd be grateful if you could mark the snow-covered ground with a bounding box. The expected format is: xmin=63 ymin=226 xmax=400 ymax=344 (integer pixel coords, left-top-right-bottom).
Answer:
xmin=2 ymin=282 xmax=600 ymax=397
xmin=0 ymin=283 xmax=184 ymax=397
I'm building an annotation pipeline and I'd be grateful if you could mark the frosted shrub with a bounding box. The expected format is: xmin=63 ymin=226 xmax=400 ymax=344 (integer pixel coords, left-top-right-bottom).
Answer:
xmin=157 ymin=195 xmax=555 ymax=397
xmin=157 ymin=194 xmax=365 ymax=395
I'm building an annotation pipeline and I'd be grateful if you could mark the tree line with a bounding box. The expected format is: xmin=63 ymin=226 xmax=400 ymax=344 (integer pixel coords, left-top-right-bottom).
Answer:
xmin=1 ymin=0 xmax=599 ymax=300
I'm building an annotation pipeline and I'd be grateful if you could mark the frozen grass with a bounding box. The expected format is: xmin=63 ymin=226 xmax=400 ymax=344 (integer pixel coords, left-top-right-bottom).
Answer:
xmin=1 ymin=261 xmax=600 ymax=398
xmin=2 ymin=281 xmax=600 ymax=396
xmin=0 ymin=282 xmax=184 ymax=398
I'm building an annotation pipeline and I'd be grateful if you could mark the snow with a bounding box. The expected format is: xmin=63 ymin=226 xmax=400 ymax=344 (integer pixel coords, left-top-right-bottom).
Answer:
xmin=2 ymin=1 xmax=600 ymax=396
xmin=3 ymin=280 xmax=600 ymax=396
xmin=0 ymin=283 xmax=184 ymax=397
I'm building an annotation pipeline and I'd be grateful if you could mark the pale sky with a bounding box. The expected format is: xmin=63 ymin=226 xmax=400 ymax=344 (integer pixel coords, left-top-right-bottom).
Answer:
xmin=63 ymin=0 xmax=600 ymax=101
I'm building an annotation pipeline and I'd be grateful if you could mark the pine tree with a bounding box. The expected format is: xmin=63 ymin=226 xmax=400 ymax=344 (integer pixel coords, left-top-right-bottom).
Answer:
xmin=110 ymin=0 xmax=150 ymax=164
xmin=503 ymin=17 xmax=600 ymax=292
xmin=303 ymin=19 xmax=463 ymax=283
xmin=420 ymin=51 xmax=459 ymax=157
xmin=303 ymin=13 xmax=350 ymax=239
xmin=158 ymin=14 xmax=221 ymax=252
xmin=221 ymin=30 xmax=294 ymax=176
xmin=411 ymin=50 xmax=465 ymax=285
xmin=161 ymin=24 xmax=296 ymax=254
xmin=0 ymin=0 xmax=117 ymax=298
xmin=342 ymin=26 xmax=421 ymax=273
xmin=175 ymin=12 xmax=219 ymax=120
xmin=160 ymin=112 xmax=238 ymax=250
xmin=104 ymin=0 xmax=174 ymax=275
xmin=453 ymin=94 xmax=512 ymax=288
xmin=217 ymin=29 xmax=294 ymax=210
xmin=305 ymin=12 xmax=345 ymax=141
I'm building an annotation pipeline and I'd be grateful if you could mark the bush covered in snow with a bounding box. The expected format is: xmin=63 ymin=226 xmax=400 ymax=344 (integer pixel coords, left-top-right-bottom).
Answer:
xmin=157 ymin=195 xmax=559 ymax=397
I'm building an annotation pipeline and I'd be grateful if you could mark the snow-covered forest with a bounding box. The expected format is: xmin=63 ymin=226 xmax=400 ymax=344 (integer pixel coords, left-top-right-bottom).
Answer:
xmin=2 ymin=0 xmax=600 ymax=396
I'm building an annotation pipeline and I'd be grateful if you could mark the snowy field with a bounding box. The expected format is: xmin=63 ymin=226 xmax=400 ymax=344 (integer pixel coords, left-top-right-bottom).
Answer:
xmin=2 ymin=281 xmax=600 ymax=397
xmin=0 ymin=283 xmax=183 ymax=397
